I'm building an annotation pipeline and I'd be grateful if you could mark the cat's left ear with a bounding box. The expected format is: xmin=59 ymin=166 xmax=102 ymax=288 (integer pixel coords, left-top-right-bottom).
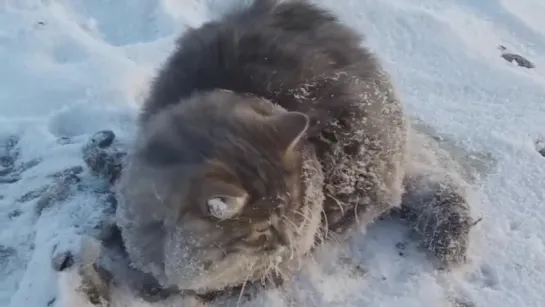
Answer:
xmin=267 ymin=111 xmax=309 ymax=153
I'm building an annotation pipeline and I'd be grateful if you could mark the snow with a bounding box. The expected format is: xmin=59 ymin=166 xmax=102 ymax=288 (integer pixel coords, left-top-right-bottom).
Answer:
xmin=207 ymin=197 xmax=231 ymax=219
xmin=1 ymin=0 xmax=544 ymax=306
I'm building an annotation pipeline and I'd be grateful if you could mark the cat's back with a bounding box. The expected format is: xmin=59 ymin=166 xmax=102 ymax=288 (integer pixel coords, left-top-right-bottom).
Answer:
xmin=140 ymin=0 xmax=380 ymax=121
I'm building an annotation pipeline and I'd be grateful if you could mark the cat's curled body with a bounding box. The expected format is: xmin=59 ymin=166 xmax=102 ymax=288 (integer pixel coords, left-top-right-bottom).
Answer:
xmin=117 ymin=0 xmax=407 ymax=296
xmin=65 ymin=0 xmax=473 ymax=304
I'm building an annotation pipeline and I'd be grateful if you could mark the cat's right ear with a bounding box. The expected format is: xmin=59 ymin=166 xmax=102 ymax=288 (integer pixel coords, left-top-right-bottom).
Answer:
xmin=267 ymin=111 xmax=310 ymax=154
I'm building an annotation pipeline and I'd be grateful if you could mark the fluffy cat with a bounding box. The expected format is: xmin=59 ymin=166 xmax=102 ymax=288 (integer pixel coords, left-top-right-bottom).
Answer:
xmin=119 ymin=0 xmax=407 ymax=295
xmin=55 ymin=0 xmax=475 ymax=305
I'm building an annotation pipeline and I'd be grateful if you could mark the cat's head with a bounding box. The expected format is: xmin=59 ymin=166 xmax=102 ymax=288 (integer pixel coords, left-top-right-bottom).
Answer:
xmin=117 ymin=89 xmax=324 ymax=294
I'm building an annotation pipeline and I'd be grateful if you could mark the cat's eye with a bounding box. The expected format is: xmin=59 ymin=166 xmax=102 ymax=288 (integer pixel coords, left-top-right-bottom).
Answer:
xmin=206 ymin=194 xmax=247 ymax=220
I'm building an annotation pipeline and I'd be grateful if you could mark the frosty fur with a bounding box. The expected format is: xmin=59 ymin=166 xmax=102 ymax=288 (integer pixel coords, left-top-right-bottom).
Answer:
xmin=54 ymin=0 xmax=477 ymax=306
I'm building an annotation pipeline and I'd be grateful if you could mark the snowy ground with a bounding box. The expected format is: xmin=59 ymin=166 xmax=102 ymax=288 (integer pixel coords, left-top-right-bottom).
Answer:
xmin=1 ymin=0 xmax=545 ymax=306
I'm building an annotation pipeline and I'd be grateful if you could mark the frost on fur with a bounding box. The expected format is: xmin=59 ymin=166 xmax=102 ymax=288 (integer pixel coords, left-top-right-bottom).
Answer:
xmin=400 ymin=172 xmax=474 ymax=266
xmin=53 ymin=237 xmax=112 ymax=307
xmin=206 ymin=195 xmax=247 ymax=220
xmin=397 ymin=122 xmax=484 ymax=267
xmin=57 ymin=270 xmax=99 ymax=307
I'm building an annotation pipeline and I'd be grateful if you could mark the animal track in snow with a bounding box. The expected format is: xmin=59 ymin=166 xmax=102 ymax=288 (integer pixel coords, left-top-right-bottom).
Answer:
xmin=64 ymin=0 xmax=178 ymax=46
xmin=498 ymin=45 xmax=535 ymax=69
xmin=467 ymin=263 xmax=501 ymax=290
xmin=535 ymin=138 xmax=545 ymax=157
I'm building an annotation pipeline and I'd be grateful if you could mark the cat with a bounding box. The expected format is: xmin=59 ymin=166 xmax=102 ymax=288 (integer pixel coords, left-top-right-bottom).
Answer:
xmin=55 ymin=0 xmax=475 ymax=305
xmin=118 ymin=0 xmax=407 ymax=295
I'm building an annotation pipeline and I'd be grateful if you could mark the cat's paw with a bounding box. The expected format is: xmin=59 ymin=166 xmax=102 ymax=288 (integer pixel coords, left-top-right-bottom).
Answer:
xmin=52 ymin=237 xmax=112 ymax=307
xmin=400 ymin=179 xmax=476 ymax=267
xmin=82 ymin=130 xmax=126 ymax=184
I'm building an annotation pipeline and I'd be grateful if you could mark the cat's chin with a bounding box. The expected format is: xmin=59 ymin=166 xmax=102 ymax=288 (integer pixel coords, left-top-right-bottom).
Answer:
xmin=164 ymin=246 xmax=288 ymax=294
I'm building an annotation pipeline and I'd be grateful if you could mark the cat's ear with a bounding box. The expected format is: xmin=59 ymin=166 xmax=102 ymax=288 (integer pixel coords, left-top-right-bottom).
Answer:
xmin=267 ymin=111 xmax=309 ymax=153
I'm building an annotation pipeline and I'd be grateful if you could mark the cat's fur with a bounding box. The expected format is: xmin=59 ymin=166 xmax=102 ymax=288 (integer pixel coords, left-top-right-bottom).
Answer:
xmin=56 ymin=0 xmax=475 ymax=305
xmin=118 ymin=0 xmax=407 ymax=294
xmin=117 ymin=91 xmax=326 ymax=294
xmin=137 ymin=0 xmax=407 ymax=233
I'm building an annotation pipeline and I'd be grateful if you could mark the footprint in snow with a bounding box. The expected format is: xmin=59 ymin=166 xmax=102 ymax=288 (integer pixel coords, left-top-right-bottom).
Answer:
xmin=498 ymin=45 xmax=535 ymax=69
xmin=7 ymin=130 xmax=123 ymax=221
xmin=467 ymin=262 xmax=501 ymax=290
xmin=0 ymin=135 xmax=22 ymax=184
xmin=64 ymin=0 xmax=177 ymax=47
xmin=535 ymin=138 xmax=545 ymax=157
xmin=0 ymin=135 xmax=45 ymax=185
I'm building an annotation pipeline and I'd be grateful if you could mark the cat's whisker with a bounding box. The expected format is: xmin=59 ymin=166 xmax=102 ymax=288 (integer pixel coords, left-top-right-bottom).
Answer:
xmin=260 ymin=267 xmax=270 ymax=285
xmin=200 ymin=258 xmax=252 ymax=289
xmin=325 ymin=229 xmax=342 ymax=244
xmin=281 ymin=214 xmax=301 ymax=235
xmin=325 ymin=193 xmax=345 ymax=215
xmin=281 ymin=215 xmax=299 ymax=261
xmin=305 ymin=248 xmax=318 ymax=266
xmin=353 ymin=195 xmax=361 ymax=226
xmin=292 ymin=208 xmax=313 ymax=225
xmin=315 ymin=205 xmax=329 ymax=244
xmin=237 ymin=260 xmax=257 ymax=307
xmin=263 ymin=261 xmax=279 ymax=287
xmin=151 ymin=182 xmax=164 ymax=204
